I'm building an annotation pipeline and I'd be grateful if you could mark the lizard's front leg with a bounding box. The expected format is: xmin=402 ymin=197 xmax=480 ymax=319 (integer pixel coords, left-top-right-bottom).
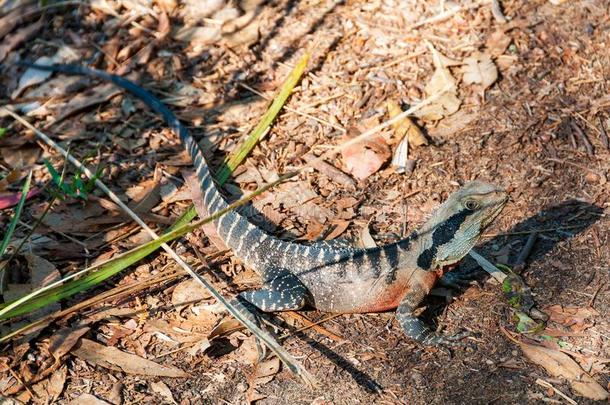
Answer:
xmin=395 ymin=287 xmax=468 ymax=347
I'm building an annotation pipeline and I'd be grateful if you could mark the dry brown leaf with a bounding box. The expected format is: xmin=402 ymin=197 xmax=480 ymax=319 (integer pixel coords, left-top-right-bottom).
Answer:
xmin=520 ymin=343 xmax=608 ymax=400
xmin=69 ymin=393 xmax=112 ymax=405
xmin=544 ymin=304 xmax=599 ymax=332
xmin=150 ymin=380 xmax=177 ymax=404
xmin=20 ymin=365 xmax=67 ymax=403
xmin=72 ymin=339 xmax=188 ymax=377
xmin=12 ymin=47 xmax=79 ymax=98
xmin=415 ymin=44 xmax=461 ymax=121
xmin=325 ymin=220 xmax=350 ymax=240
xmin=0 ymin=19 xmax=42 ymax=63
xmin=172 ymin=279 xmax=212 ymax=306
xmin=486 ymin=29 xmax=512 ymax=56
xmin=46 ymin=366 xmax=67 ymax=403
xmin=144 ymin=319 xmax=206 ymax=343
xmin=186 ymin=338 xmax=211 ymax=357
xmin=341 ymin=133 xmax=391 ymax=180
xmin=247 ymin=357 xmax=281 ymax=402
xmin=462 ymin=53 xmax=498 ymax=89
xmin=2 ymin=254 xmax=61 ymax=325
xmin=48 ymin=326 xmax=90 ymax=362
xmin=126 ymin=178 xmax=162 ymax=218
xmin=0 ymin=169 xmax=22 ymax=191
xmin=234 ymin=335 xmax=260 ymax=366
xmin=386 ymin=100 xmax=428 ymax=146
xmin=1 ymin=145 xmax=41 ymax=169
xmin=48 ymin=82 xmax=124 ymax=124
xmin=359 ymin=224 xmax=377 ymax=249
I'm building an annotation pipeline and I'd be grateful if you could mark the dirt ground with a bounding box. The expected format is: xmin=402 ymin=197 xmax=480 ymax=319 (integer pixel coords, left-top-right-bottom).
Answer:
xmin=0 ymin=0 xmax=609 ymax=404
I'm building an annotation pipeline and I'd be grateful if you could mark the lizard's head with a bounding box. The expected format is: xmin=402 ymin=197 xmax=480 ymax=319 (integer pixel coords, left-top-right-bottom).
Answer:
xmin=417 ymin=181 xmax=508 ymax=269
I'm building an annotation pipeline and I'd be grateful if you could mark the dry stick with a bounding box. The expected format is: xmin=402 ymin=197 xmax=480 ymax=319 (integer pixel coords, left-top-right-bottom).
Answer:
xmin=281 ymin=312 xmax=344 ymax=342
xmin=512 ymin=232 xmax=537 ymax=273
xmin=588 ymin=282 xmax=605 ymax=308
xmin=598 ymin=115 xmax=609 ymax=149
xmin=491 ymin=0 xmax=508 ymax=23
xmin=407 ymin=0 xmax=491 ymax=29
xmin=2 ymin=87 xmax=447 ymax=384
xmin=535 ymin=379 xmax=577 ymax=405
xmin=570 ymin=120 xmax=594 ymax=155
xmin=546 ymin=157 xmax=604 ymax=177
xmin=302 ymin=153 xmax=355 ymax=189
xmin=0 ymin=264 xmax=187 ymax=343
xmin=3 ymin=108 xmax=315 ymax=386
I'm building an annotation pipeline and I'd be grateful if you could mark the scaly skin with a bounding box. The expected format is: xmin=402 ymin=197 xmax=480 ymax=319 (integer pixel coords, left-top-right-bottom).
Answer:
xmin=20 ymin=63 xmax=508 ymax=346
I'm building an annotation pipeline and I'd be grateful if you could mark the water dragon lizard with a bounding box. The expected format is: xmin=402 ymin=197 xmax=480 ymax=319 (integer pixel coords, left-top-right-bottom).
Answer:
xmin=20 ymin=63 xmax=508 ymax=347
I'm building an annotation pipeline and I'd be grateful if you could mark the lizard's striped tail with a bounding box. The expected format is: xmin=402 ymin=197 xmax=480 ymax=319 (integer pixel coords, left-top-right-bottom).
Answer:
xmin=16 ymin=63 xmax=273 ymax=268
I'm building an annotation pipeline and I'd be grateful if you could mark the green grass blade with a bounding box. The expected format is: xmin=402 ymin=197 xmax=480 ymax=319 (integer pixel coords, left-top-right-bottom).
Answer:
xmin=0 ymin=169 xmax=296 ymax=321
xmin=215 ymin=52 xmax=309 ymax=183
xmin=0 ymin=171 xmax=32 ymax=258
xmin=169 ymin=52 xmax=309 ymax=232
xmin=1 ymin=53 xmax=310 ymax=322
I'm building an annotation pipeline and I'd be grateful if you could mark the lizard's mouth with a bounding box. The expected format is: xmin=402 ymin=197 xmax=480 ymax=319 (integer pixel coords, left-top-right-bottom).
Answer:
xmin=482 ymin=194 xmax=509 ymax=229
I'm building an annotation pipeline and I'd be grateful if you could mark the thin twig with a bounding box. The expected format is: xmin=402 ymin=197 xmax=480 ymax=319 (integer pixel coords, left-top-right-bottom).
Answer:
xmin=408 ymin=0 xmax=491 ymax=30
xmin=588 ymin=282 xmax=605 ymax=307
xmin=8 ymin=368 xmax=36 ymax=399
xmin=468 ymin=249 xmax=506 ymax=282
xmin=3 ymin=108 xmax=316 ymax=385
xmin=491 ymin=0 xmax=508 ymax=23
xmin=281 ymin=312 xmax=344 ymax=342
xmin=570 ymin=120 xmax=594 ymax=155
xmin=535 ymin=379 xmax=577 ymax=405
xmin=512 ymin=232 xmax=537 ymax=273
xmin=598 ymin=115 xmax=609 ymax=149
xmin=483 ymin=224 xmax=586 ymax=238
xmin=547 ymin=157 xmax=603 ymax=176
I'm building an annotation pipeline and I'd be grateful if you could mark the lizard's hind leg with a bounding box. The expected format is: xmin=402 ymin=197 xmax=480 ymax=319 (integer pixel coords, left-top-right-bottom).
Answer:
xmin=396 ymin=288 xmax=469 ymax=347
xmin=238 ymin=269 xmax=309 ymax=312
xmin=231 ymin=269 xmax=310 ymax=359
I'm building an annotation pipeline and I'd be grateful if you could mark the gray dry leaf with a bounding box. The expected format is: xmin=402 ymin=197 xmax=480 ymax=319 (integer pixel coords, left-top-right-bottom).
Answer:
xmin=72 ymin=339 xmax=188 ymax=377
xmin=150 ymin=381 xmax=177 ymax=404
xmin=520 ymin=343 xmax=608 ymax=400
xmin=2 ymin=254 xmax=61 ymax=322
xmin=171 ymin=279 xmax=212 ymax=306
xmin=12 ymin=46 xmax=79 ymax=98
xmin=415 ymin=44 xmax=461 ymax=121
xmin=461 ymin=53 xmax=498 ymax=89
xmin=0 ymin=19 xmax=42 ymax=63
xmin=359 ymin=225 xmax=377 ymax=249
xmin=48 ymin=325 xmax=91 ymax=361
xmin=69 ymin=393 xmax=112 ymax=405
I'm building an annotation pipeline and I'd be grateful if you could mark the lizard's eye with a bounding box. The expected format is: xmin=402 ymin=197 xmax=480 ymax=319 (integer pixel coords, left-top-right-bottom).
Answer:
xmin=464 ymin=199 xmax=480 ymax=211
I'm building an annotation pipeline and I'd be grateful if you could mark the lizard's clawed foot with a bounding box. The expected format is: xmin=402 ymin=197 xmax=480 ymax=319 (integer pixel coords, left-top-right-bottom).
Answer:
xmin=422 ymin=329 xmax=475 ymax=350
xmin=438 ymin=268 xmax=479 ymax=290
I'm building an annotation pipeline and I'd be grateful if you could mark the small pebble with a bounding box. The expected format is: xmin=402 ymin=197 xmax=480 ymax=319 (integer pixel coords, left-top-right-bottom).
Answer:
xmin=585 ymin=172 xmax=599 ymax=183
